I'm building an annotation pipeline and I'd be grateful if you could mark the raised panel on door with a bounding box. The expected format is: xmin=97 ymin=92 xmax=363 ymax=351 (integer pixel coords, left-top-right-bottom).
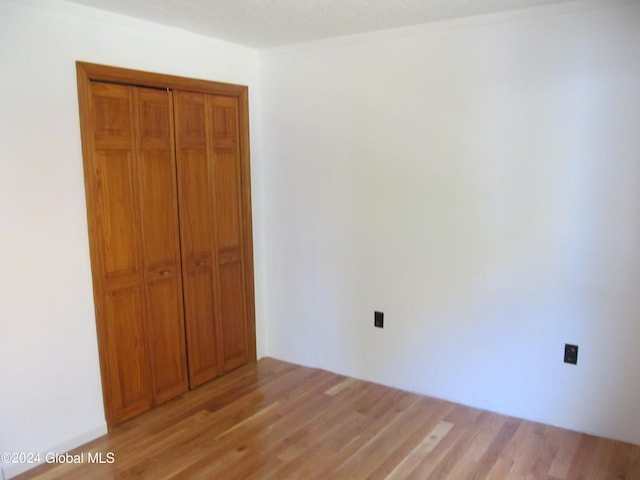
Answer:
xmin=218 ymin=249 xmax=248 ymax=370
xmin=174 ymin=91 xmax=222 ymax=387
xmin=135 ymin=88 xmax=189 ymax=403
xmin=182 ymin=258 xmax=218 ymax=386
xmin=87 ymin=82 xmax=153 ymax=425
xmin=91 ymin=84 xmax=139 ymax=278
xmin=144 ymin=273 xmax=188 ymax=403
xmin=103 ymin=285 xmax=153 ymax=422
xmin=208 ymin=96 xmax=250 ymax=372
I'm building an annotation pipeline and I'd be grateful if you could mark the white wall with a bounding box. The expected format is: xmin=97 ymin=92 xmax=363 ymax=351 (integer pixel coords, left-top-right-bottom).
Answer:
xmin=261 ymin=1 xmax=640 ymax=445
xmin=0 ymin=0 xmax=263 ymax=477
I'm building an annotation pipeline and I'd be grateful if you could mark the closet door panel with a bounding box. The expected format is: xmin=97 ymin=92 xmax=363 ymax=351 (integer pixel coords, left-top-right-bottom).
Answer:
xmin=174 ymin=92 xmax=222 ymax=387
xmin=211 ymin=147 xmax=241 ymax=247
xmin=218 ymin=250 xmax=248 ymax=370
xmin=136 ymin=88 xmax=189 ymax=403
xmin=139 ymin=150 xmax=177 ymax=265
xmin=145 ymin=272 xmax=187 ymax=402
xmin=92 ymin=85 xmax=132 ymax=150
xmin=91 ymin=84 xmax=140 ymax=282
xmin=182 ymin=261 xmax=218 ymax=386
xmin=208 ymin=96 xmax=249 ymax=371
xmin=176 ymin=151 xmax=214 ymax=254
xmin=88 ymin=82 xmax=154 ymax=424
xmin=212 ymin=147 xmax=248 ymax=370
xmin=104 ymin=285 xmax=153 ymax=421
xmin=96 ymin=150 xmax=140 ymax=276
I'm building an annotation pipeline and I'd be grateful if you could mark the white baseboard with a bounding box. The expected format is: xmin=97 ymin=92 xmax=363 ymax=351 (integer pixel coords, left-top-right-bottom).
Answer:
xmin=3 ymin=424 xmax=107 ymax=479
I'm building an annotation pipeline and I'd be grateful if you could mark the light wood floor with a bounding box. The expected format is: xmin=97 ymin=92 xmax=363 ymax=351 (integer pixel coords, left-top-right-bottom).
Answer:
xmin=16 ymin=358 xmax=640 ymax=479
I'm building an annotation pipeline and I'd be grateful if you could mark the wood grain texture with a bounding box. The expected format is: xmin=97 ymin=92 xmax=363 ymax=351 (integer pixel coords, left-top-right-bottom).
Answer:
xmin=76 ymin=62 xmax=257 ymax=426
xmin=174 ymin=90 xmax=222 ymax=387
xmin=174 ymin=90 xmax=252 ymax=385
xmin=135 ymin=87 xmax=189 ymax=406
xmin=15 ymin=358 xmax=640 ymax=480
xmin=80 ymin=81 xmax=156 ymax=426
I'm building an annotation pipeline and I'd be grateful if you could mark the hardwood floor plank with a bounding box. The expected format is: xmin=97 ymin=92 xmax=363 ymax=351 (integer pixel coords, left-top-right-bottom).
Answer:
xmin=384 ymin=419 xmax=454 ymax=479
xmin=424 ymin=410 xmax=496 ymax=479
xmin=404 ymin=422 xmax=478 ymax=478
xmin=465 ymin=416 xmax=521 ymax=480
xmin=13 ymin=358 xmax=640 ymax=480
xmin=566 ymin=434 xmax=600 ymax=479
xmin=332 ymin=395 xmax=427 ymax=478
xmin=274 ymin=386 xmax=413 ymax=479
xmin=403 ymin=405 xmax=486 ymax=479
xmin=527 ymin=440 xmax=559 ymax=479
xmin=606 ymin=441 xmax=631 ymax=479
xmin=505 ymin=422 xmax=547 ymax=477
xmin=370 ymin=399 xmax=455 ymax=479
xmin=625 ymin=444 xmax=640 ymax=478
xmin=254 ymin=380 xmax=390 ymax=479
xmin=195 ymin=372 xmax=345 ymax=479
xmin=586 ymin=438 xmax=617 ymax=480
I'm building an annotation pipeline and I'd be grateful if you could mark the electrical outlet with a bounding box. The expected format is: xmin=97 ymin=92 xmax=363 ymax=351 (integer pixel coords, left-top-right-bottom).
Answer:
xmin=564 ymin=344 xmax=578 ymax=365
xmin=374 ymin=311 xmax=384 ymax=328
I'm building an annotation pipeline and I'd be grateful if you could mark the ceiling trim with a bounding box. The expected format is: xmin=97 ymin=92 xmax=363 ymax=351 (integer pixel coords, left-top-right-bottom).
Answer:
xmin=261 ymin=0 xmax=632 ymax=56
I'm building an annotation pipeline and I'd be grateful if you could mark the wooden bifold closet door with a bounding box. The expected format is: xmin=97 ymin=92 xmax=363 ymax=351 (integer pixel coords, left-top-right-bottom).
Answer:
xmin=174 ymin=92 xmax=251 ymax=387
xmin=77 ymin=63 xmax=256 ymax=427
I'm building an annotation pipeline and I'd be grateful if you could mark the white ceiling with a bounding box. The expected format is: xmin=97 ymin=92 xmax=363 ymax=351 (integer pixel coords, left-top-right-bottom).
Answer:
xmin=65 ymin=0 xmax=573 ymax=49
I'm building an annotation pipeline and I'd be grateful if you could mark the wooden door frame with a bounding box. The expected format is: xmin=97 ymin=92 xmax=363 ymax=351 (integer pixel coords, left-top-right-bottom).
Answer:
xmin=77 ymin=62 xmax=257 ymax=426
